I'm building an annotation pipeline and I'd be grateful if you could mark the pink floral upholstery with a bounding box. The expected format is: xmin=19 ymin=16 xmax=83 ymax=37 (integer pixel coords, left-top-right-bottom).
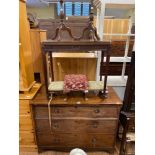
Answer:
xmin=64 ymin=74 xmax=88 ymax=92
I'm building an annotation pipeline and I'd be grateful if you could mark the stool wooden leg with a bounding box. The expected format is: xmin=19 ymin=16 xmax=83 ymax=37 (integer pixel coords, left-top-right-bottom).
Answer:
xmin=109 ymin=149 xmax=114 ymax=155
xmin=38 ymin=148 xmax=43 ymax=153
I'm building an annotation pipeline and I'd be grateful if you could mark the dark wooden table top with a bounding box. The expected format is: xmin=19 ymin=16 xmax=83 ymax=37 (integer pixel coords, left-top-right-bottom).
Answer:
xmin=42 ymin=40 xmax=111 ymax=45
xmin=41 ymin=40 xmax=111 ymax=52
xmin=31 ymin=85 xmax=122 ymax=106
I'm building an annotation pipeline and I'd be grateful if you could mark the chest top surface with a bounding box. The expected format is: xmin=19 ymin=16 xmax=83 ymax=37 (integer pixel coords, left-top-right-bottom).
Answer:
xmin=31 ymin=85 xmax=122 ymax=106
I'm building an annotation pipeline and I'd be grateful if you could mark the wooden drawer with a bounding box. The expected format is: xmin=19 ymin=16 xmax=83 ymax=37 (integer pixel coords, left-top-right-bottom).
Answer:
xmin=37 ymin=132 xmax=115 ymax=149
xmin=19 ymin=115 xmax=33 ymax=131
xmin=35 ymin=118 xmax=117 ymax=134
xmin=19 ymin=100 xmax=31 ymax=115
xmin=33 ymin=106 xmax=118 ymax=118
xmin=19 ymin=131 xmax=35 ymax=145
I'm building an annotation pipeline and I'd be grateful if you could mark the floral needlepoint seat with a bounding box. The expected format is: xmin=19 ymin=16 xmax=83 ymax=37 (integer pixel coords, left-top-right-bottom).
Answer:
xmin=64 ymin=74 xmax=88 ymax=92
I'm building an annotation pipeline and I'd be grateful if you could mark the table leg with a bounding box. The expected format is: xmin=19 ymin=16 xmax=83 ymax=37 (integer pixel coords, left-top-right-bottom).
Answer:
xmin=100 ymin=50 xmax=104 ymax=81
xmin=49 ymin=51 xmax=54 ymax=81
xmin=42 ymin=51 xmax=49 ymax=98
xmin=103 ymin=46 xmax=110 ymax=97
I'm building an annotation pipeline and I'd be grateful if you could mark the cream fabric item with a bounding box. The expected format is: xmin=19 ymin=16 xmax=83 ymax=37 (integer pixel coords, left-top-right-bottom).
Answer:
xmin=126 ymin=132 xmax=135 ymax=141
xmin=70 ymin=148 xmax=87 ymax=155
xmin=48 ymin=81 xmax=64 ymax=91
xmin=48 ymin=81 xmax=104 ymax=91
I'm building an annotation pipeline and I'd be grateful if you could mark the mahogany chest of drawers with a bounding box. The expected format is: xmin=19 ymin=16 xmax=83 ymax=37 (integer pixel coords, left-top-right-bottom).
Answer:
xmin=31 ymin=86 xmax=122 ymax=153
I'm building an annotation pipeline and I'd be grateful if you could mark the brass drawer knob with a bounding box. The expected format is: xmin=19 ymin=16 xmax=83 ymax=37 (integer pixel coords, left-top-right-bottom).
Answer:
xmin=92 ymin=138 xmax=97 ymax=143
xmin=54 ymin=138 xmax=60 ymax=143
xmin=54 ymin=109 xmax=60 ymax=113
xmin=53 ymin=123 xmax=59 ymax=128
xmin=92 ymin=122 xmax=98 ymax=128
xmin=94 ymin=109 xmax=100 ymax=113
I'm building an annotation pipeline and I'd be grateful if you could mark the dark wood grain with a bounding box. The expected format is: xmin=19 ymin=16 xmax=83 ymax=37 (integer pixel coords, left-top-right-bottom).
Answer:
xmin=41 ymin=52 xmax=49 ymax=99
xmin=37 ymin=133 xmax=115 ymax=149
xmin=122 ymin=52 xmax=135 ymax=111
xmin=49 ymin=52 xmax=54 ymax=81
xmin=33 ymin=106 xmax=118 ymax=118
xmin=103 ymin=46 xmax=111 ymax=96
xmin=119 ymin=111 xmax=135 ymax=155
xmin=42 ymin=41 xmax=111 ymax=98
xmin=31 ymin=85 xmax=122 ymax=153
xmin=100 ymin=62 xmax=130 ymax=76
xmin=41 ymin=12 xmax=111 ymax=98
xmin=38 ymin=19 xmax=89 ymax=40
xmin=42 ymin=41 xmax=111 ymax=52
xmin=111 ymin=40 xmax=134 ymax=57
xmin=34 ymin=118 xmax=117 ymax=133
xmin=31 ymin=85 xmax=122 ymax=105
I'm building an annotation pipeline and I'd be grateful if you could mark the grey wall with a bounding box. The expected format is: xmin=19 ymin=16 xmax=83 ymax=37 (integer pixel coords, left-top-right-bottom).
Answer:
xmin=26 ymin=4 xmax=55 ymax=19
xmin=113 ymin=86 xmax=126 ymax=101
xmin=105 ymin=8 xmax=133 ymax=19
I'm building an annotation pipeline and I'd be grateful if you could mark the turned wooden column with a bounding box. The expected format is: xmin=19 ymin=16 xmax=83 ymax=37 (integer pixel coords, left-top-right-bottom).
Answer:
xmin=49 ymin=51 xmax=54 ymax=81
xmin=42 ymin=51 xmax=49 ymax=98
xmin=100 ymin=50 xmax=104 ymax=81
xmin=103 ymin=45 xmax=111 ymax=97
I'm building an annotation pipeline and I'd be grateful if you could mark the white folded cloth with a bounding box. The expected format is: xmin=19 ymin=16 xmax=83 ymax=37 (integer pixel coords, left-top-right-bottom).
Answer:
xmin=70 ymin=148 xmax=87 ymax=155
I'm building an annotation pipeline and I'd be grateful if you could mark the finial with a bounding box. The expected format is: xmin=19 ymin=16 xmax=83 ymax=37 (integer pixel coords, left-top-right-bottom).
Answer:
xmin=89 ymin=12 xmax=94 ymax=22
xmin=59 ymin=0 xmax=64 ymax=22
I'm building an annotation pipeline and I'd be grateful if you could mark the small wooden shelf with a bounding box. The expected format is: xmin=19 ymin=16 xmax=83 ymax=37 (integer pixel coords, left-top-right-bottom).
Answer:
xmin=19 ymin=83 xmax=42 ymax=100
xmin=100 ymin=76 xmax=128 ymax=86
xmin=107 ymin=57 xmax=131 ymax=62
xmin=19 ymin=80 xmax=36 ymax=92
xmin=52 ymin=52 xmax=98 ymax=58
xmin=103 ymin=33 xmax=135 ymax=36
xmin=108 ymin=76 xmax=128 ymax=86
